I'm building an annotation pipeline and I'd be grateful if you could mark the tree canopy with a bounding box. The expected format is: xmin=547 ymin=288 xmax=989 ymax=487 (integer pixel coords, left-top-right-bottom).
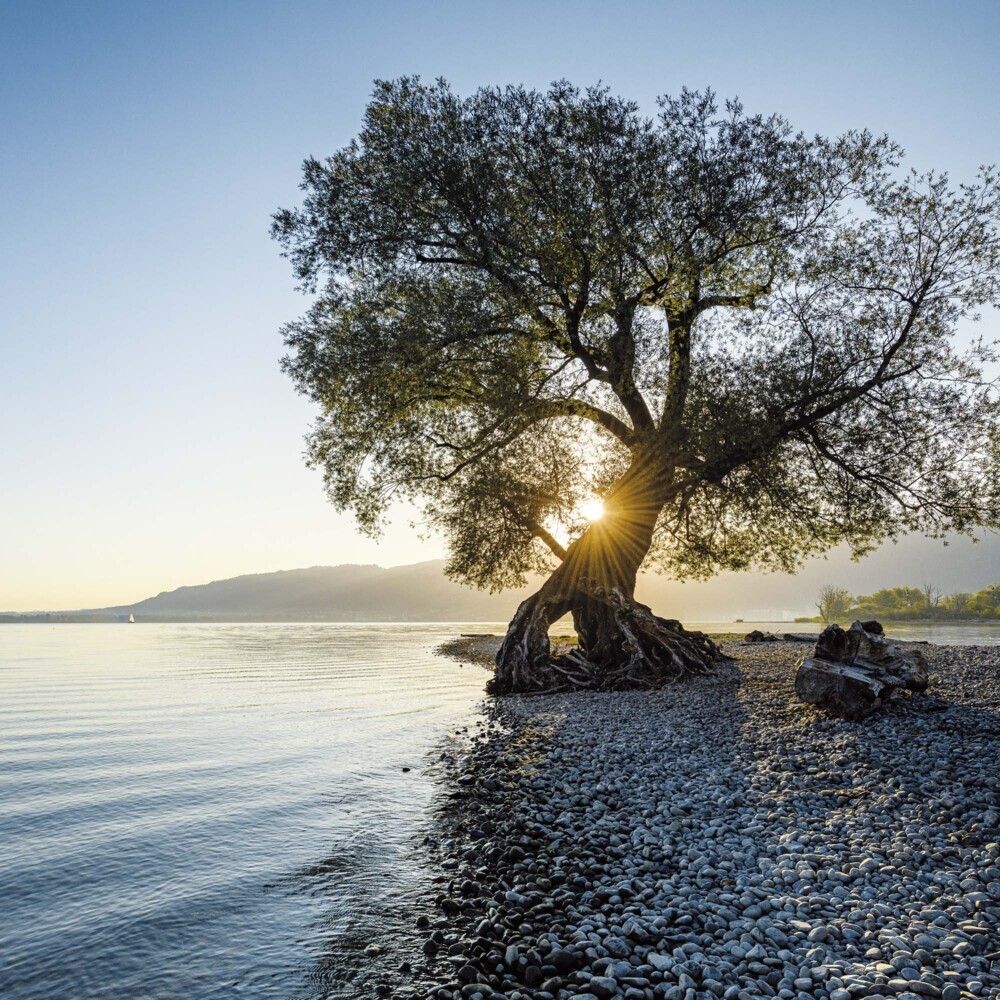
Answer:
xmin=807 ymin=581 xmax=1000 ymax=621
xmin=816 ymin=585 xmax=853 ymax=623
xmin=273 ymin=78 xmax=1000 ymax=598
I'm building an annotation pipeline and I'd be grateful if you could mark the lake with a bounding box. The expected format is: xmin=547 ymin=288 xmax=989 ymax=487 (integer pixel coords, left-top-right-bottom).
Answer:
xmin=0 ymin=624 xmax=488 ymax=999
xmin=2 ymin=620 xmax=998 ymax=999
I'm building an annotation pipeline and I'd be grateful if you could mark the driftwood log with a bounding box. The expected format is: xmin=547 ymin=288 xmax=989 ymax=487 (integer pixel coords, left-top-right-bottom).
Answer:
xmin=743 ymin=630 xmax=815 ymax=643
xmin=795 ymin=620 xmax=929 ymax=720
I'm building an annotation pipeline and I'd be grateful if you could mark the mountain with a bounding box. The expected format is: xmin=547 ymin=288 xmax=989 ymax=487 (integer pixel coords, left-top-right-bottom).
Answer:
xmin=3 ymin=531 xmax=999 ymax=623
xmin=0 ymin=561 xmax=537 ymax=623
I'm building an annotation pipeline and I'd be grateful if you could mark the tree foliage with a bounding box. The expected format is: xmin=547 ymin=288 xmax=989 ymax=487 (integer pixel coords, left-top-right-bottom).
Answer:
xmin=805 ymin=581 xmax=1000 ymax=620
xmin=274 ymin=78 xmax=1000 ymax=593
xmin=816 ymin=584 xmax=853 ymax=622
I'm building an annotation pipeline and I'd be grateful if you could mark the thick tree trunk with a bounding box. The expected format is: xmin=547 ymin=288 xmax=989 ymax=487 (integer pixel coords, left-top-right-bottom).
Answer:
xmin=491 ymin=457 xmax=722 ymax=694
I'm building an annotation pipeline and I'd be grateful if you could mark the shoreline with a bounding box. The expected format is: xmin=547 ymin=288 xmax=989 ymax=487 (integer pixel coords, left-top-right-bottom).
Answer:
xmin=794 ymin=620 xmax=1000 ymax=627
xmin=388 ymin=640 xmax=1000 ymax=1000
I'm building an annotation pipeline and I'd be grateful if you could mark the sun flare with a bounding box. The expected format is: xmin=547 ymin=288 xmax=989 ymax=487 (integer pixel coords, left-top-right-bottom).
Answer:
xmin=579 ymin=499 xmax=605 ymax=522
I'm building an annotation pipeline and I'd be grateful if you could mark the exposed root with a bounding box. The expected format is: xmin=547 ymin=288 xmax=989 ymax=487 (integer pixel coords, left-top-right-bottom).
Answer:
xmin=491 ymin=581 xmax=723 ymax=695
xmin=492 ymin=592 xmax=557 ymax=694
xmin=595 ymin=590 xmax=721 ymax=689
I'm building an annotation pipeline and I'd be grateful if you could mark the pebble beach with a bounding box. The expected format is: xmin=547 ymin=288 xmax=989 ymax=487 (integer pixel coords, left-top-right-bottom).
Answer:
xmin=385 ymin=640 xmax=1000 ymax=1000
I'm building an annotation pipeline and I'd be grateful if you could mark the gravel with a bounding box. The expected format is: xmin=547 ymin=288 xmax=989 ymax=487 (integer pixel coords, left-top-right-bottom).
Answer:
xmin=385 ymin=642 xmax=1000 ymax=1000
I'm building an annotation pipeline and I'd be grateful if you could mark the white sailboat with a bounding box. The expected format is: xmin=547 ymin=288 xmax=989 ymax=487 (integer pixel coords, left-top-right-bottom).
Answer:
xmin=128 ymin=613 xmax=135 ymax=623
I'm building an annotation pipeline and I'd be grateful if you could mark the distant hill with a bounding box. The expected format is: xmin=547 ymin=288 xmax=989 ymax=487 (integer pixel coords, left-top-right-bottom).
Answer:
xmin=0 ymin=561 xmax=538 ymax=623
xmin=3 ymin=531 xmax=998 ymax=623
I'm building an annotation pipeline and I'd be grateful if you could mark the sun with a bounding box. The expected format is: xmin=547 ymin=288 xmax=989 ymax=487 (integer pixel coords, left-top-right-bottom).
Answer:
xmin=579 ymin=498 xmax=605 ymax=522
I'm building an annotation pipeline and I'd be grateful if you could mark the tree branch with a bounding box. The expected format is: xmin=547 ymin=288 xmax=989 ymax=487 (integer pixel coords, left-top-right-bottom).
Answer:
xmin=529 ymin=521 xmax=567 ymax=560
xmin=605 ymin=306 xmax=655 ymax=433
xmin=695 ymin=282 xmax=772 ymax=315
xmin=537 ymin=398 xmax=636 ymax=447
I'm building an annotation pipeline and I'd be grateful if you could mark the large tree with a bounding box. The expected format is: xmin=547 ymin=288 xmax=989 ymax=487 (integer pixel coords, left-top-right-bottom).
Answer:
xmin=273 ymin=78 xmax=1000 ymax=693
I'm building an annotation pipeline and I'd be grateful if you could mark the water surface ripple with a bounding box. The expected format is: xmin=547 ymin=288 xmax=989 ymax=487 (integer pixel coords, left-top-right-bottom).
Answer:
xmin=0 ymin=623 xmax=491 ymax=999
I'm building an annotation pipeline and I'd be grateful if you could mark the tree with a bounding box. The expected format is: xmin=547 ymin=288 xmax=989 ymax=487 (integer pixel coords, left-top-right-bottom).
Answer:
xmin=970 ymin=583 xmax=1000 ymax=617
xmin=273 ymin=78 xmax=1000 ymax=692
xmin=943 ymin=591 xmax=972 ymax=616
xmin=921 ymin=581 xmax=943 ymax=610
xmin=816 ymin=585 xmax=853 ymax=623
xmin=855 ymin=586 xmax=927 ymax=616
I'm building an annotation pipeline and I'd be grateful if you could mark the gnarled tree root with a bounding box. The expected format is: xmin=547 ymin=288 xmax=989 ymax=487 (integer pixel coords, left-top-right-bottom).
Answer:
xmin=490 ymin=582 xmax=723 ymax=694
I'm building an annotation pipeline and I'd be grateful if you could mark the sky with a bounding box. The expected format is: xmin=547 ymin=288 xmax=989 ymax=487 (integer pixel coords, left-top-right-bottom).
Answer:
xmin=2 ymin=0 xmax=999 ymax=611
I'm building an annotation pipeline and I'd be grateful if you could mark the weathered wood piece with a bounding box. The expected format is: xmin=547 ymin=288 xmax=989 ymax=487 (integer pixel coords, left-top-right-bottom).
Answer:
xmin=795 ymin=620 xmax=928 ymax=720
xmin=743 ymin=630 xmax=815 ymax=644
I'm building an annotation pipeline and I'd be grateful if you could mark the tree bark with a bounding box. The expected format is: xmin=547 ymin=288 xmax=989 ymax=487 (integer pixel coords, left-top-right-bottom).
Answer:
xmin=491 ymin=456 xmax=722 ymax=693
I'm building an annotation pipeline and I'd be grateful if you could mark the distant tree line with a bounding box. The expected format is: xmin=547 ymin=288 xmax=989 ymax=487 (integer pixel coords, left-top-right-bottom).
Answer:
xmin=801 ymin=582 xmax=1000 ymax=622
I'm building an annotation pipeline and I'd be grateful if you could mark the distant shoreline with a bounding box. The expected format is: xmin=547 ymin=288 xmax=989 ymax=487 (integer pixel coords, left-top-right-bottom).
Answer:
xmin=796 ymin=617 xmax=1000 ymax=625
xmin=0 ymin=615 xmax=522 ymax=624
xmin=5 ymin=615 xmax=1000 ymax=628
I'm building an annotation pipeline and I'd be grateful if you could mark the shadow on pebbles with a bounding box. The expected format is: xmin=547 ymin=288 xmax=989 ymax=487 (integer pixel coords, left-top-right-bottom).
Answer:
xmin=384 ymin=643 xmax=1000 ymax=1000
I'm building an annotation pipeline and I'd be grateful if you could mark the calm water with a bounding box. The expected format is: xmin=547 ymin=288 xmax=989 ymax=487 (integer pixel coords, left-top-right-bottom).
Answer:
xmin=3 ymin=620 xmax=998 ymax=1000
xmin=0 ymin=624 xmax=490 ymax=999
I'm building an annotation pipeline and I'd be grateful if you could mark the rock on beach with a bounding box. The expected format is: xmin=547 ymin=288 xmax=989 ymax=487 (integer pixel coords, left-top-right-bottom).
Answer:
xmin=389 ymin=642 xmax=1000 ymax=1000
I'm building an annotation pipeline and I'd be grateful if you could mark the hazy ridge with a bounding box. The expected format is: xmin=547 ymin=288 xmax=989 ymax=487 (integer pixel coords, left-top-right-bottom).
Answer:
xmin=0 ymin=561 xmax=536 ymax=622
xmin=4 ymin=532 xmax=999 ymax=623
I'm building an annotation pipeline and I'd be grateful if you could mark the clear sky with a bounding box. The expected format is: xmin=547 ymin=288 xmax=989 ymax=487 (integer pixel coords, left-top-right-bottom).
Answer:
xmin=2 ymin=0 xmax=998 ymax=610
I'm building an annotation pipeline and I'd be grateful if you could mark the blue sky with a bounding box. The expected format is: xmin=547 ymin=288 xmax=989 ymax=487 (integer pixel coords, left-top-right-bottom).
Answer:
xmin=2 ymin=0 xmax=998 ymax=610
